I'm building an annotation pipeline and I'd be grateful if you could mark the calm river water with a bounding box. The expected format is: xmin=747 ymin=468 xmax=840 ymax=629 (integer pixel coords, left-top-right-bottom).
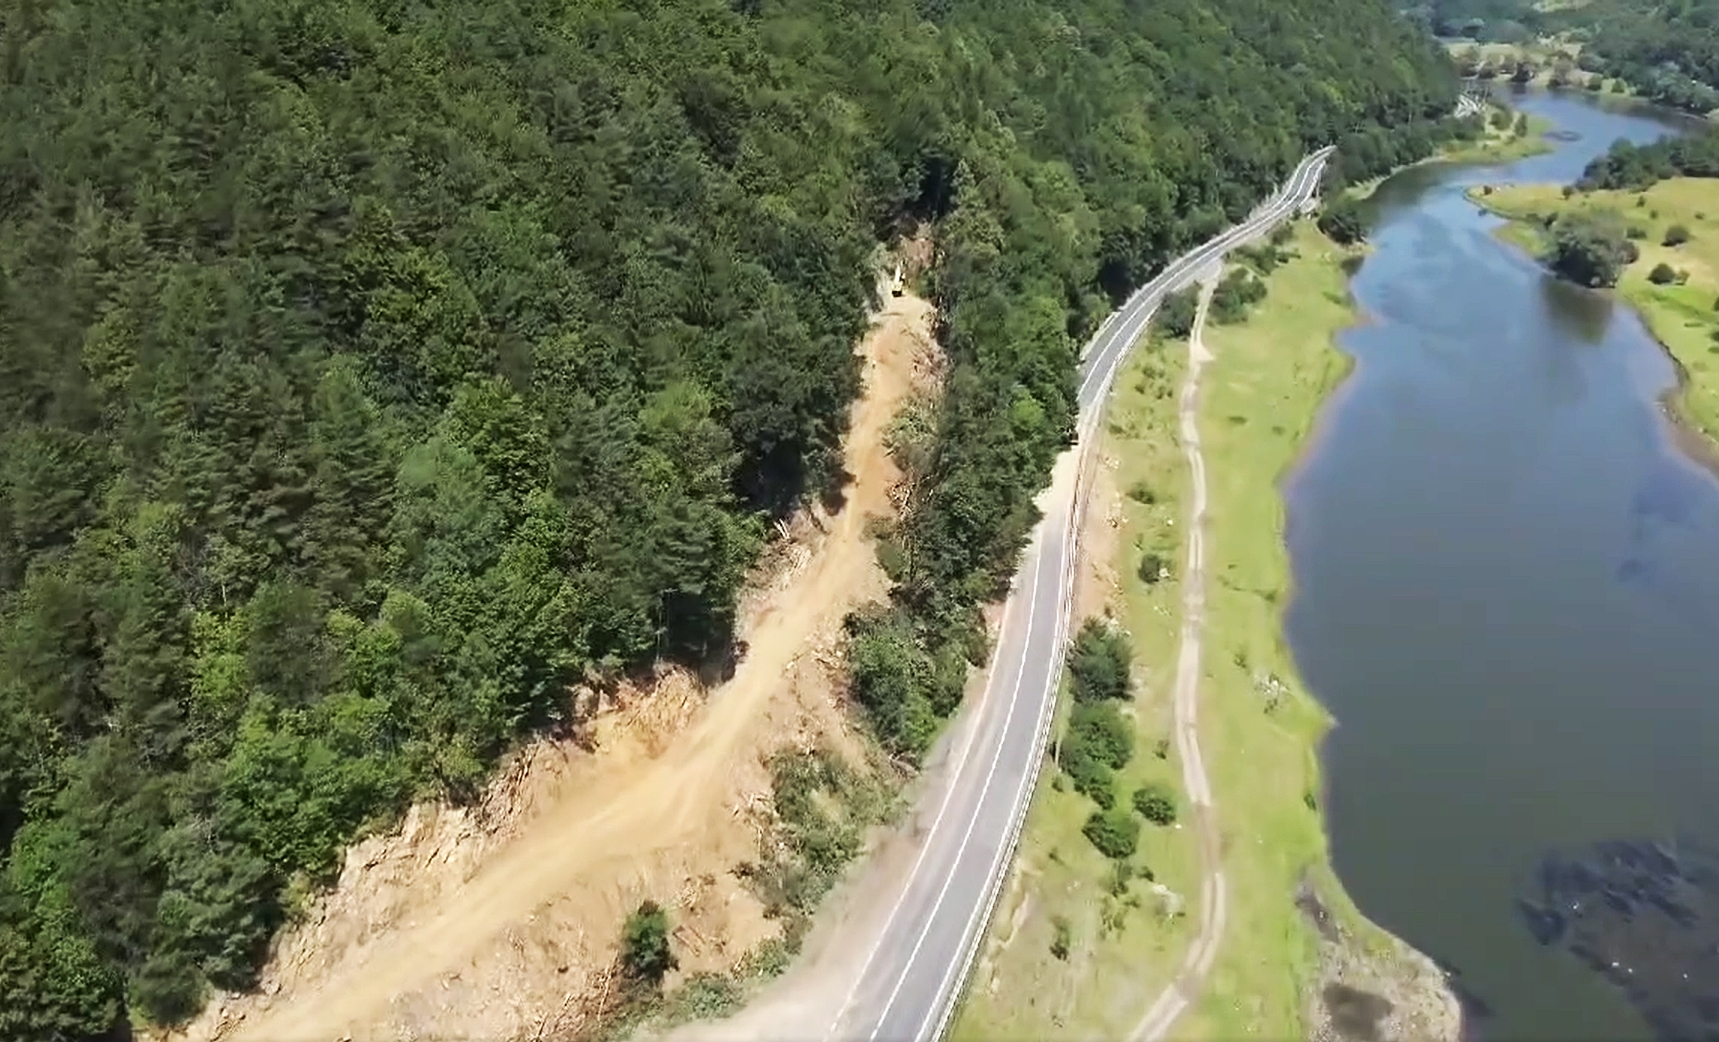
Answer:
xmin=1286 ymin=90 xmax=1714 ymax=1040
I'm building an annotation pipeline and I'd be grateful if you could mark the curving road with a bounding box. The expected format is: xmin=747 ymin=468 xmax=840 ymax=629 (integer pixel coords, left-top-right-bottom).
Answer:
xmin=826 ymin=146 xmax=1334 ymax=1042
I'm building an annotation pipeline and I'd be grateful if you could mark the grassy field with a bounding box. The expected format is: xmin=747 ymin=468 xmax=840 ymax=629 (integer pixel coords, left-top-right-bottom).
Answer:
xmin=1441 ymin=109 xmax=1557 ymax=166
xmin=950 ymin=292 xmax=1200 ymax=1042
xmin=1475 ymin=179 xmax=1719 ymax=443
xmin=1174 ymin=225 xmax=1381 ymax=1040
xmin=954 ymin=221 xmax=1428 ymax=1041
xmin=1344 ymin=109 xmax=1554 ymax=202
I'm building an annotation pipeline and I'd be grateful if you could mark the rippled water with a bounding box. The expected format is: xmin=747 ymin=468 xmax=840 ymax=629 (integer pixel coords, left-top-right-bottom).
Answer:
xmin=1285 ymin=90 xmax=1716 ymax=1040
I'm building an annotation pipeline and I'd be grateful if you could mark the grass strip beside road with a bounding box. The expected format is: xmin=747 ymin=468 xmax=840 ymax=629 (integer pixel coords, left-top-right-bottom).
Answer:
xmin=1474 ymin=178 xmax=1719 ymax=445
xmin=1176 ymin=224 xmax=1365 ymax=1039
xmin=952 ymin=307 xmax=1199 ymax=1042
xmin=955 ymin=221 xmax=1425 ymax=1041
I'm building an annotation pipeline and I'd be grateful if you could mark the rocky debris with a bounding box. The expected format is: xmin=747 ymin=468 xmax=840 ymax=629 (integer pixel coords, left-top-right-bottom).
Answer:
xmin=1519 ymin=837 xmax=1719 ymax=1042
xmin=1298 ymin=875 xmax=1464 ymax=1042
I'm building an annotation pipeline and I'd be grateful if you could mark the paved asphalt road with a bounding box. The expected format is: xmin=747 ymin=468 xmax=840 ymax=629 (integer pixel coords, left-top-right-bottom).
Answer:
xmin=826 ymin=147 xmax=1334 ymax=1042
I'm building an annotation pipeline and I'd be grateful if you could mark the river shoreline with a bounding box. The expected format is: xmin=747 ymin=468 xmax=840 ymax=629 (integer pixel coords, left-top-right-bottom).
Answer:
xmin=953 ymin=219 xmax=1439 ymax=1042
xmin=1468 ymin=179 xmax=1719 ymax=481
xmin=1344 ymin=112 xmax=1555 ymax=203
xmin=1183 ymin=120 xmax=1621 ymax=1038
xmin=1197 ymin=224 xmax=1465 ymax=1042
xmin=1283 ymin=89 xmax=1719 ymax=1041
xmin=954 ymin=122 xmax=1580 ymax=1040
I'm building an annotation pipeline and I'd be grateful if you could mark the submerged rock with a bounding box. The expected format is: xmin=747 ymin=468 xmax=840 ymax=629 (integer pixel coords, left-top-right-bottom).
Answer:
xmin=1518 ymin=838 xmax=1719 ymax=1041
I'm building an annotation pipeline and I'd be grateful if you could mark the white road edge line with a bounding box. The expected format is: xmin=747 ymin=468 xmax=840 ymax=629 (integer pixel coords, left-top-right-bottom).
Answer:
xmin=918 ymin=369 xmax=1110 ymax=1042
xmin=895 ymin=227 xmax=1162 ymax=1041
xmin=864 ymin=527 xmax=1052 ymax=1038
xmin=915 ymin=152 xmax=1330 ymax=1042
xmin=824 ymin=564 xmax=1035 ymax=1041
xmin=832 ymin=148 xmax=1332 ymax=1042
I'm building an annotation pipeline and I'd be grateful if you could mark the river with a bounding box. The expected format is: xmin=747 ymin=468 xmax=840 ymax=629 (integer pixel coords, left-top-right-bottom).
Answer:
xmin=1285 ymin=89 xmax=1715 ymax=1041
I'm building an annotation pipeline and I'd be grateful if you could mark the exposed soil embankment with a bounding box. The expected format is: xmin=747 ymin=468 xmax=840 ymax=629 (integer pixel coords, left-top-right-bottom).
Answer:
xmin=170 ymin=273 xmax=938 ymax=1042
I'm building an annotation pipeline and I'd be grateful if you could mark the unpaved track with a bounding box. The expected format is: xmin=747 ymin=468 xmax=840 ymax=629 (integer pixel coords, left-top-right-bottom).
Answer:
xmin=690 ymin=152 xmax=1331 ymax=1042
xmin=224 ymin=288 xmax=933 ymax=1042
xmin=1130 ymin=273 xmax=1226 ymax=1042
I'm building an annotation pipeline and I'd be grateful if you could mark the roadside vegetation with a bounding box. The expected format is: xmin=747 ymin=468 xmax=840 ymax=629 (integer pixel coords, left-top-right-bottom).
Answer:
xmin=588 ymin=746 xmax=896 ymax=1040
xmin=1475 ymin=137 xmax=1719 ymax=444
xmin=952 ymin=314 xmax=1199 ymax=1042
xmin=738 ymin=749 xmax=897 ymax=944
xmin=1211 ymin=269 xmax=1271 ymax=325
xmin=1321 ymin=195 xmax=1372 ymax=244
xmin=1156 ymin=289 xmax=1202 ymax=342
xmin=957 ymin=219 xmax=1458 ymax=1042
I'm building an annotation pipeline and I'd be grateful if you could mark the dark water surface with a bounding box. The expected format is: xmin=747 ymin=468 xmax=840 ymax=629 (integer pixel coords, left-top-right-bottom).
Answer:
xmin=1285 ymin=91 xmax=1717 ymax=1041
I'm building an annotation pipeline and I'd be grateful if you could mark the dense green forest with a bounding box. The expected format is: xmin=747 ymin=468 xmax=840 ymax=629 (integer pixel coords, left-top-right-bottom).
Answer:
xmin=0 ymin=0 xmax=1455 ymax=1033
xmin=1434 ymin=0 xmax=1719 ymax=112
xmin=1579 ymin=132 xmax=1719 ymax=190
xmin=1559 ymin=0 xmax=1719 ymax=112
xmin=1404 ymin=0 xmax=1541 ymax=42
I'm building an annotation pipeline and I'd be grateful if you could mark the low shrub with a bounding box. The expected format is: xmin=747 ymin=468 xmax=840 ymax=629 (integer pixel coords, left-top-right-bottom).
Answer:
xmin=1155 ymin=288 xmax=1199 ymax=340
xmin=1133 ymin=783 xmax=1177 ymax=825
xmin=1069 ymin=701 xmax=1133 ymax=769
xmin=1210 ymin=268 xmax=1268 ymax=325
xmin=1068 ymin=618 xmax=1132 ymax=702
xmin=1138 ymin=550 xmax=1169 ymax=584
xmin=1062 ymin=743 xmax=1115 ymax=809
xmin=1050 ymin=915 xmax=1072 ymax=960
xmin=1083 ymin=807 xmax=1141 ymax=860
xmin=622 ymin=901 xmax=677 ymax=987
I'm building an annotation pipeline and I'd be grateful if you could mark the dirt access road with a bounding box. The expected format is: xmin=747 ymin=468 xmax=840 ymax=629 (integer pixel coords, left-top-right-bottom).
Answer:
xmin=660 ymin=155 xmax=1334 ymax=1042
xmin=209 ymin=284 xmax=935 ymax=1042
xmin=1130 ymin=272 xmax=1227 ymax=1042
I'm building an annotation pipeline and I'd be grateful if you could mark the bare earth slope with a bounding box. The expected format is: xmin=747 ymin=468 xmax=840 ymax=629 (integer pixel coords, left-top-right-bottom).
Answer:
xmin=174 ymin=283 xmax=935 ymax=1042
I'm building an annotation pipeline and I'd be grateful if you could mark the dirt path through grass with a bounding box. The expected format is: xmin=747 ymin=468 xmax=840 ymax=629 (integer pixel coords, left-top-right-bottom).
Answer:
xmin=1130 ymin=270 xmax=1226 ymax=1042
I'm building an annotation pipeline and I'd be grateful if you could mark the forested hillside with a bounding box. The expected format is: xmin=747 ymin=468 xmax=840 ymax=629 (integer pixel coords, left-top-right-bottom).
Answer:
xmin=0 ymin=0 xmax=1454 ymax=1033
xmin=1405 ymin=0 xmax=1542 ymax=41
xmin=1559 ymin=0 xmax=1719 ymax=111
xmin=1530 ymin=0 xmax=1719 ymax=112
xmin=1414 ymin=0 xmax=1719 ymax=112
xmin=1579 ymin=131 xmax=1719 ymax=190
